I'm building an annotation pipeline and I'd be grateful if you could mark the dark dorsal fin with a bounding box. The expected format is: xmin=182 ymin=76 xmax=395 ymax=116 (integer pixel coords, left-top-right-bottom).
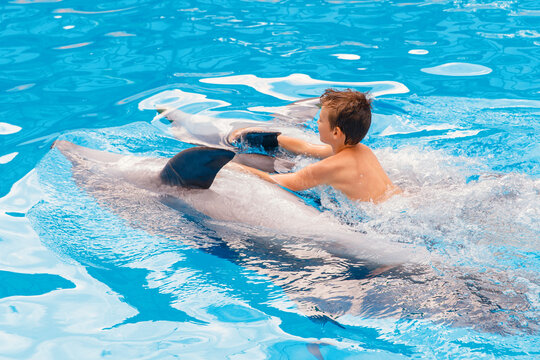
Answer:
xmin=160 ymin=147 xmax=235 ymax=189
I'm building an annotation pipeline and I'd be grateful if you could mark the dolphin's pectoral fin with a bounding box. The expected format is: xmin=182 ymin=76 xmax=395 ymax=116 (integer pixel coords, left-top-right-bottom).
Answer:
xmin=232 ymin=153 xmax=294 ymax=173
xmin=243 ymin=131 xmax=281 ymax=151
xmin=160 ymin=147 xmax=235 ymax=189
xmin=229 ymin=129 xmax=281 ymax=152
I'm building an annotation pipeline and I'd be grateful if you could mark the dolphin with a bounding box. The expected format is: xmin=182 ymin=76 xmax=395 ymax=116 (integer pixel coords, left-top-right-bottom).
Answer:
xmin=51 ymin=139 xmax=416 ymax=263
xmin=50 ymin=139 xmax=536 ymax=335
xmin=146 ymin=91 xmax=321 ymax=151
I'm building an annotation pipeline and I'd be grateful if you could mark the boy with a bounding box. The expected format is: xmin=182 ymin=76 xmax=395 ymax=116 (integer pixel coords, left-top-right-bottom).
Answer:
xmin=232 ymin=88 xmax=400 ymax=203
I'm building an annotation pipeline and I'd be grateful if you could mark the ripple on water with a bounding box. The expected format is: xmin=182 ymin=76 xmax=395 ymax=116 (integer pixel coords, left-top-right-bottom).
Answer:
xmin=0 ymin=47 xmax=40 ymax=65
xmin=0 ymin=122 xmax=21 ymax=135
xmin=331 ymin=53 xmax=361 ymax=60
xmin=408 ymin=49 xmax=428 ymax=55
xmin=200 ymin=73 xmax=409 ymax=100
xmin=105 ymin=31 xmax=136 ymax=37
xmin=44 ymin=74 xmax=134 ymax=92
xmin=5 ymin=83 xmax=35 ymax=92
xmin=53 ymin=7 xmax=135 ymax=15
xmin=0 ymin=152 xmax=18 ymax=164
xmin=53 ymin=42 xmax=93 ymax=50
xmin=10 ymin=0 xmax=62 ymax=4
xmin=421 ymin=62 xmax=492 ymax=76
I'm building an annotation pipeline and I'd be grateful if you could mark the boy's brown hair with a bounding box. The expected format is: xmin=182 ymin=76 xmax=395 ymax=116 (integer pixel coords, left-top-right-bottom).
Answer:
xmin=320 ymin=88 xmax=372 ymax=145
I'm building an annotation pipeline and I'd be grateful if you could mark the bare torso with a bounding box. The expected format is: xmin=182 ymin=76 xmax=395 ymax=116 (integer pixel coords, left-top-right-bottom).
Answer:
xmin=232 ymin=133 xmax=400 ymax=203
xmin=322 ymin=144 xmax=399 ymax=203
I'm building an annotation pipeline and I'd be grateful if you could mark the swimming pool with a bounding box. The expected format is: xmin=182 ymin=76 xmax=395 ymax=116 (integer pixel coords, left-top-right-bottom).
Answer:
xmin=1 ymin=0 xmax=538 ymax=358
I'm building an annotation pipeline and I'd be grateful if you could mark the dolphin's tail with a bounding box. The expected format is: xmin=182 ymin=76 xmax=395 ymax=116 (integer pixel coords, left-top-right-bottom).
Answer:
xmin=160 ymin=147 xmax=235 ymax=189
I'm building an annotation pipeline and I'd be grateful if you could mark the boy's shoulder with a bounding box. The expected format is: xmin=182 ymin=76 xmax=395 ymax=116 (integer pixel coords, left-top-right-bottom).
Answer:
xmin=330 ymin=143 xmax=371 ymax=161
xmin=321 ymin=144 xmax=376 ymax=173
xmin=303 ymin=145 xmax=374 ymax=178
xmin=313 ymin=148 xmax=355 ymax=175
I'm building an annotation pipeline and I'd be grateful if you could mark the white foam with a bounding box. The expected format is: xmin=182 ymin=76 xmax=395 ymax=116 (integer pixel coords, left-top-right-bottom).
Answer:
xmin=0 ymin=331 xmax=32 ymax=355
xmin=200 ymin=73 xmax=409 ymax=100
xmin=439 ymin=129 xmax=481 ymax=139
xmin=350 ymin=147 xmax=540 ymax=260
xmin=421 ymin=62 xmax=492 ymax=76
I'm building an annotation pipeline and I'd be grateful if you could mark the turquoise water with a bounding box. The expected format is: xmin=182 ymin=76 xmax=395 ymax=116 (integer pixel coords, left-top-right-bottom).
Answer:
xmin=1 ymin=0 xmax=539 ymax=358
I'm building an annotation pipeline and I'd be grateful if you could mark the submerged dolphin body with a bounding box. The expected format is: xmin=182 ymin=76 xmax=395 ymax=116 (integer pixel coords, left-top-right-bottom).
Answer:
xmin=154 ymin=97 xmax=321 ymax=150
xmin=51 ymin=140 xmax=536 ymax=335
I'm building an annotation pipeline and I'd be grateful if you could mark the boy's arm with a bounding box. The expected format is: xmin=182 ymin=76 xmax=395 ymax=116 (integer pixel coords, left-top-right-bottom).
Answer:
xmin=229 ymin=127 xmax=332 ymax=159
xmin=232 ymin=159 xmax=332 ymax=192
xmin=277 ymin=135 xmax=333 ymax=159
xmin=230 ymin=162 xmax=276 ymax=184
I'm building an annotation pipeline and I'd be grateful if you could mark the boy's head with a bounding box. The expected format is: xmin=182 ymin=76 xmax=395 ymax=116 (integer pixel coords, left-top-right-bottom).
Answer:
xmin=319 ymin=88 xmax=372 ymax=145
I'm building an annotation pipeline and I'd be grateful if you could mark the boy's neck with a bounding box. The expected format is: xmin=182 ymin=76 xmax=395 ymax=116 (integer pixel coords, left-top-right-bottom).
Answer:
xmin=331 ymin=142 xmax=356 ymax=154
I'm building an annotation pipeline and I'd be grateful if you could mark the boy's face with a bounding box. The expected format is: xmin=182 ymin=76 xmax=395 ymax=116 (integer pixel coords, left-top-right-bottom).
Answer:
xmin=317 ymin=106 xmax=334 ymax=144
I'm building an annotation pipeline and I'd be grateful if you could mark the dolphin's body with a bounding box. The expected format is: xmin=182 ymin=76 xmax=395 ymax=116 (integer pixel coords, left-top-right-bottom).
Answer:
xmin=52 ymin=139 xmax=416 ymax=263
xmin=51 ymin=139 xmax=535 ymax=335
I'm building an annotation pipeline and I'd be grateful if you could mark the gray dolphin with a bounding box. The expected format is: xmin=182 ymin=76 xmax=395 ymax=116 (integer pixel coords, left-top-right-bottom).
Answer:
xmin=52 ymin=140 xmax=416 ymax=262
xmin=50 ymin=139 xmax=536 ymax=335
xmin=152 ymin=96 xmax=320 ymax=150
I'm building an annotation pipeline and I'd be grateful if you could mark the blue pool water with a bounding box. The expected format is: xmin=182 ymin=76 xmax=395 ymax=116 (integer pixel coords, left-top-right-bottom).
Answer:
xmin=1 ymin=0 xmax=539 ymax=358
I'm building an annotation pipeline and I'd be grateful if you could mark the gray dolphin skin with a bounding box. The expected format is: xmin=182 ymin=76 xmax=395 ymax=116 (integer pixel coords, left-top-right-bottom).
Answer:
xmin=51 ymin=138 xmax=536 ymax=335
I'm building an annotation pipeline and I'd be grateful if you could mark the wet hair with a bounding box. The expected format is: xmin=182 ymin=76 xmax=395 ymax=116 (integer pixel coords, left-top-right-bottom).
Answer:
xmin=320 ymin=88 xmax=372 ymax=145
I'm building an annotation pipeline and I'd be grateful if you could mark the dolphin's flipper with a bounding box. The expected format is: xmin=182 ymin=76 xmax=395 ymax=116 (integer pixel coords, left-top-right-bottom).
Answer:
xmin=160 ymin=147 xmax=235 ymax=189
xmin=232 ymin=153 xmax=294 ymax=173
xmin=230 ymin=129 xmax=282 ymax=151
